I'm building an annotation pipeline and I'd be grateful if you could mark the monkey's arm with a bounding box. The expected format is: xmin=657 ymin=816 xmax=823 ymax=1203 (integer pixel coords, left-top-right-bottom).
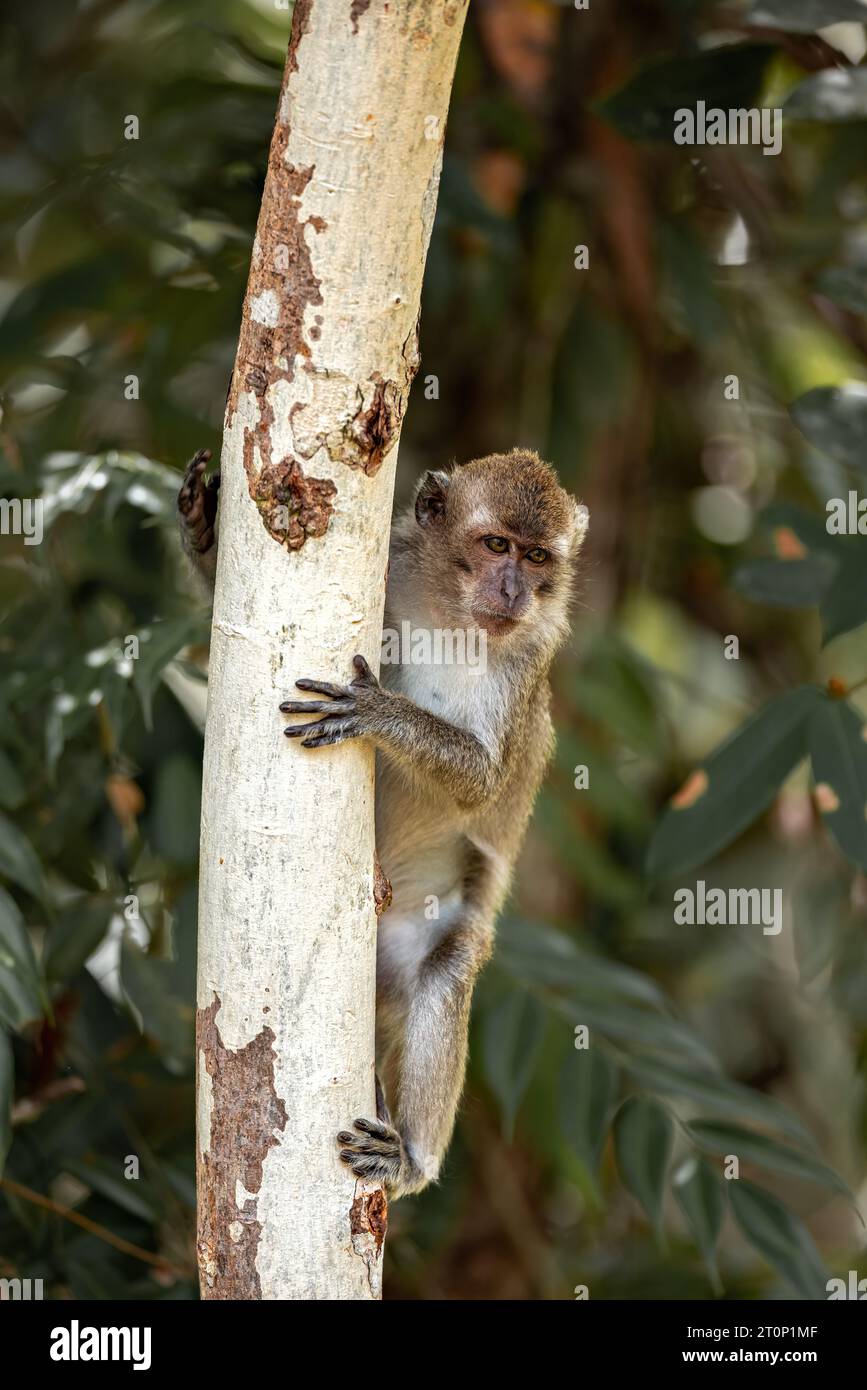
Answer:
xmin=177 ymin=448 xmax=220 ymax=590
xmin=280 ymin=655 xmax=505 ymax=809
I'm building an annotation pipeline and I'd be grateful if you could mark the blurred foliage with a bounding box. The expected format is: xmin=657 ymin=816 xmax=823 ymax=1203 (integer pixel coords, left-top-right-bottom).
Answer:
xmin=1 ymin=0 xmax=867 ymax=1301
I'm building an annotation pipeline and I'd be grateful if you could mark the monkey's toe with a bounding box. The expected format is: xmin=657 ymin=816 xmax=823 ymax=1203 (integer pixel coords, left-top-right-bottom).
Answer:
xmin=336 ymin=1117 xmax=404 ymax=1186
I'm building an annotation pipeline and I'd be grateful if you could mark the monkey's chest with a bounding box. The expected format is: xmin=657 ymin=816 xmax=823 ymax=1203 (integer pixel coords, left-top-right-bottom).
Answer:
xmin=386 ymin=660 xmax=502 ymax=754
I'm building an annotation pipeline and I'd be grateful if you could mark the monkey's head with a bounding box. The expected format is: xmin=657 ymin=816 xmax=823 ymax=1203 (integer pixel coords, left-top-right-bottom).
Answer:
xmin=412 ymin=448 xmax=588 ymax=644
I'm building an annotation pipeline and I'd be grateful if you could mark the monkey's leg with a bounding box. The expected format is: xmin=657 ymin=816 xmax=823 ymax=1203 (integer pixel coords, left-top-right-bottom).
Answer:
xmin=337 ymin=918 xmax=491 ymax=1197
xmin=178 ymin=448 xmax=220 ymax=588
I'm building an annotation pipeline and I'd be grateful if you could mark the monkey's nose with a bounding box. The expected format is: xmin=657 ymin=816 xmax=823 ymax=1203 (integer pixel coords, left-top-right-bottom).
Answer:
xmin=500 ymin=571 xmax=521 ymax=604
xmin=500 ymin=581 xmax=524 ymax=609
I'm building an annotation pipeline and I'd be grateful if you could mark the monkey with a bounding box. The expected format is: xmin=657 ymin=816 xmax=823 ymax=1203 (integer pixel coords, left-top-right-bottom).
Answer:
xmin=178 ymin=446 xmax=588 ymax=1197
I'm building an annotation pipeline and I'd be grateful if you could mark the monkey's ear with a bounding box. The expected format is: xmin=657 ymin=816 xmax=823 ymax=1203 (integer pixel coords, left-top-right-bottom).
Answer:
xmin=570 ymin=500 xmax=590 ymax=554
xmin=414 ymin=470 xmax=450 ymax=527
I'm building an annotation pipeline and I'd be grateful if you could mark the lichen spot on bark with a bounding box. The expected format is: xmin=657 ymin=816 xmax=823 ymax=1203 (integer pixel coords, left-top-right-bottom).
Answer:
xmin=196 ymin=993 xmax=288 ymax=1299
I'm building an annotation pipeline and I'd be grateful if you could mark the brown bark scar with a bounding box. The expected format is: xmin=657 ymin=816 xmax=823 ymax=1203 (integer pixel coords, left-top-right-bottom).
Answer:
xmin=196 ymin=993 xmax=288 ymax=1299
xmin=329 ymin=320 xmax=421 ymax=475
xmin=243 ymin=426 xmax=337 ymax=548
xmin=350 ymin=0 xmax=372 ymax=35
xmin=226 ymin=0 xmax=331 ymax=548
xmin=373 ymin=850 xmax=392 ymax=916
xmin=350 ymin=1184 xmax=388 ymax=1294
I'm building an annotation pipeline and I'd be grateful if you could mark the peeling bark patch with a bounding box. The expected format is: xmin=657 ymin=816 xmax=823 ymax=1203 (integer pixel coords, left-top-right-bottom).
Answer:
xmin=227 ymin=155 xmax=324 ymax=429
xmin=350 ymin=1185 xmax=388 ymax=1294
xmin=286 ymin=0 xmax=314 ymax=77
xmin=351 ymin=375 xmax=403 ymax=476
xmin=197 ymin=994 xmax=288 ymax=1299
xmin=243 ymin=433 xmax=337 ymax=549
xmin=350 ymin=1187 xmax=388 ymax=1249
xmin=226 ymin=0 xmax=323 ymax=482
xmin=373 ymin=850 xmax=392 ymax=917
xmin=350 ymin=0 xmax=371 ymax=34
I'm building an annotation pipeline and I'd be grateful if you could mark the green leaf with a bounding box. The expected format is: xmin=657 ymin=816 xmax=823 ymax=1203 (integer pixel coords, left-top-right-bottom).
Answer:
xmin=149 ymin=755 xmax=202 ymax=865
xmin=809 ymin=699 xmax=867 ymax=872
xmin=549 ymin=994 xmax=719 ymax=1070
xmin=120 ymin=935 xmax=195 ymax=1069
xmin=794 ymin=874 xmax=846 ymax=984
xmin=758 ymin=501 xmax=840 ymax=558
xmin=0 ymin=812 xmax=46 ymax=902
xmin=687 ymin=1120 xmax=853 ymax=1201
xmin=558 ymin=1040 xmax=617 ymax=1172
xmin=495 ymin=918 xmax=666 ymax=1008
xmin=482 ymin=988 xmax=546 ymax=1139
xmin=0 ymin=885 xmax=44 ymax=1027
xmin=821 ymin=549 xmax=867 ymax=643
xmin=614 ymin=1095 xmax=673 ymax=1238
xmin=599 ymin=45 xmax=773 ymax=143
xmin=0 ymin=1030 xmax=11 ymax=1171
xmin=44 ymin=897 xmax=114 ymax=983
xmin=815 ymin=267 xmax=867 ymax=317
xmin=730 ymin=1181 xmax=828 ymax=1299
xmin=746 ymin=0 xmax=867 ymax=30
xmin=672 ymin=1157 xmax=725 ymax=1293
xmin=646 ymin=687 xmax=822 ymax=878
xmin=787 ymin=68 xmax=867 ymax=123
xmin=732 ymin=556 xmax=835 ymax=608
xmin=790 ymin=384 xmax=867 ymax=470
xmin=132 ymin=616 xmax=206 ymax=729
xmin=0 ymin=749 xmax=25 ymax=811
xmin=64 ymin=1155 xmax=157 ymax=1222
xmin=623 ymin=1055 xmax=813 ymax=1145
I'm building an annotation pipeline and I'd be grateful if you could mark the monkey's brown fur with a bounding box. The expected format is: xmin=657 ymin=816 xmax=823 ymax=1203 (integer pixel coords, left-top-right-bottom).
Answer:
xmin=180 ymin=447 xmax=588 ymax=1196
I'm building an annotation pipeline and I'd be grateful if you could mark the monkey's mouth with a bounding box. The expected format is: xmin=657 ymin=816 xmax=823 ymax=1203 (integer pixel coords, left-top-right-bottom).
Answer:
xmin=471 ymin=607 xmax=522 ymax=636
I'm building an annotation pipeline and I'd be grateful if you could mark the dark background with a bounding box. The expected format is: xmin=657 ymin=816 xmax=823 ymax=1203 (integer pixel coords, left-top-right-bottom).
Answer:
xmin=1 ymin=0 xmax=867 ymax=1300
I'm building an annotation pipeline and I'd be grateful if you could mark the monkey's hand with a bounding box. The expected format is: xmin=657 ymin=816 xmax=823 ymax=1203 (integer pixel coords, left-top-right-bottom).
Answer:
xmin=336 ymin=1117 xmax=428 ymax=1197
xmin=280 ymin=654 xmax=500 ymax=807
xmin=279 ymin=654 xmax=384 ymax=748
xmin=178 ymin=448 xmax=220 ymax=557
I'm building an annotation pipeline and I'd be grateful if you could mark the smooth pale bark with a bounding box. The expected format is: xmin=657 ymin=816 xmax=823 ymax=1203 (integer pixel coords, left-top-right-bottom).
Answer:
xmin=196 ymin=0 xmax=467 ymax=1300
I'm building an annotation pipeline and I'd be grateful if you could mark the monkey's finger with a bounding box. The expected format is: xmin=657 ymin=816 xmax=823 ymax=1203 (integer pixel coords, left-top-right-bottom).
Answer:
xmin=178 ymin=449 xmax=213 ymax=516
xmin=181 ymin=449 xmax=211 ymax=483
xmin=279 ymin=699 xmax=353 ymax=715
xmin=295 ymin=678 xmax=349 ymax=699
xmin=283 ymin=719 xmax=325 ymax=738
xmin=352 ymin=1117 xmax=393 ymax=1141
xmin=351 ymin=654 xmax=376 ymax=683
xmin=301 ymin=717 xmax=360 ymax=748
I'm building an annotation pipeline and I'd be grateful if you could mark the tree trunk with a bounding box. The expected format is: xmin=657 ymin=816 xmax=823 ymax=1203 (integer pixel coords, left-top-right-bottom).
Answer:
xmin=195 ymin=0 xmax=467 ymax=1300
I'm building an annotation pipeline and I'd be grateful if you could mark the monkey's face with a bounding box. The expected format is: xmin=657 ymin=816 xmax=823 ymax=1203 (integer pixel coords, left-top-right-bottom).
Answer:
xmin=414 ymin=450 xmax=588 ymax=643
xmin=458 ymin=529 xmax=555 ymax=635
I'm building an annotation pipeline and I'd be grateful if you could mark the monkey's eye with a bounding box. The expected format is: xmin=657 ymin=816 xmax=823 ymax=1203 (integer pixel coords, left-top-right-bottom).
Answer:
xmin=484 ymin=536 xmax=509 ymax=554
xmin=525 ymin=547 xmax=549 ymax=564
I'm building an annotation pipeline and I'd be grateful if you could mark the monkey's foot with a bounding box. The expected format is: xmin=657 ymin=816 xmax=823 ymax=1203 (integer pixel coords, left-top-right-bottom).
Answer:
xmin=178 ymin=448 xmax=220 ymax=553
xmin=336 ymin=1118 xmax=424 ymax=1196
